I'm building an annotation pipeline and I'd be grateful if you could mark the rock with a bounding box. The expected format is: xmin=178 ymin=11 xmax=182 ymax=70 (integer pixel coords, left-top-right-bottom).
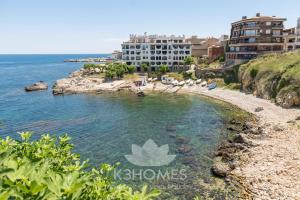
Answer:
xmin=52 ymin=88 xmax=64 ymax=95
xmin=254 ymin=107 xmax=264 ymax=112
xmin=95 ymin=68 xmax=100 ymax=73
xmin=168 ymin=133 xmax=177 ymax=138
xmin=182 ymin=156 xmax=195 ymax=165
xmin=233 ymin=133 xmax=249 ymax=144
xmin=227 ymin=125 xmax=242 ymax=132
xmin=25 ymin=81 xmax=48 ymax=92
xmin=243 ymin=121 xmax=254 ymax=130
xmin=166 ymin=126 xmax=176 ymax=132
xmin=276 ymin=86 xmax=300 ymax=108
xmin=175 ymin=136 xmax=190 ymax=144
xmin=211 ymin=157 xmax=231 ymax=177
xmin=273 ymin=125 xmax=284 ymax=132
xmin=177 ymin=145 xmax=192 ymax=154
xmin=295 ymin=116 xmax=300 ymax=121
xmin=136 ymin=91 xmax=145 ymax=97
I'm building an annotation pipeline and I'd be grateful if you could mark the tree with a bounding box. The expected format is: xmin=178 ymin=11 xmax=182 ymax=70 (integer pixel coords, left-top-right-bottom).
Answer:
xmin=218 ymin=55 xmax=225 ymax=62
xmin=115 ymin=66 xmax=125 ymax=79
xmin=0 ymin=132 xmax=161 ymax=200
xmin=127 ymin=65 xmax=136 ymax=74
xmin=159 ymin=65 xmax=169 ymax=74
xmin=184 ymin=56 xmax=194 ymax=65
xmin=105 ymin=69 xmax=115 ymax=80
xmin=141 ymin=63 xmax=149 ymax=72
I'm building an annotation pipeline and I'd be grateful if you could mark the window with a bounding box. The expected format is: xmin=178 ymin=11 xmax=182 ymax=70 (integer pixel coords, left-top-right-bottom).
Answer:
xmin=245 ymin=30 xmax=257 ymax=36
xmin=245 ymin=22 xmax=256 ymax=27
xmin=266 ymin=29 xmax=271 ymax=34
xmin=273 ymin=30 xmax=281 ymax=36
xmin=266 ymin=22 xmax=271 ymax=26
xmin=249 ymin=38 xmax=256 ymax=43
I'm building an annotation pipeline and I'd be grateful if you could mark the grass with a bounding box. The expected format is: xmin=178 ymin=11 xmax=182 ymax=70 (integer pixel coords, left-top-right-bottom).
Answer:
xmin=240 ymin=51 xmax=300 ymax=79
xmin=237 ymin=51 xmax=300 ymax=101
xmin=123 ymin=73 xmax=139 ymax=80
xmin=167 ymin=72 xmax=184 ymax=81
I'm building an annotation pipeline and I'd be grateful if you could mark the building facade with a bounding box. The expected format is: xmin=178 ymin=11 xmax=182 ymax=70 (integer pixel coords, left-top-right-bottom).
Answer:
xmin=226 ymin=13 xmax=287 ymax=65
xmin=121 ymin=34 xmax=192 ymax=72
xmin=111 ymin=50 xmax=122 ymax=60
xmin=186 ymin=36 xmax=220 ymax=58
xmin=283 ymin=28 xmax=296 ymax=51
xmin=208 ymin=45 xmax=225 ymax=60
xmin=296 ymin=18 xmax=300 ymax=49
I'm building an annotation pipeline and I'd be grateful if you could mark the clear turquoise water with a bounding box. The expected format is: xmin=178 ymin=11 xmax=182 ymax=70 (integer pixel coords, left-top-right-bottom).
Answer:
xmin=0 ymin=55 xmax=235 ymax=199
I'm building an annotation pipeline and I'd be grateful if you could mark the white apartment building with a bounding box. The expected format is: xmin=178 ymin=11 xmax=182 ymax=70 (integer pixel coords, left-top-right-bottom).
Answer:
xmin=121 ymin=33 xmax=192 ymax=72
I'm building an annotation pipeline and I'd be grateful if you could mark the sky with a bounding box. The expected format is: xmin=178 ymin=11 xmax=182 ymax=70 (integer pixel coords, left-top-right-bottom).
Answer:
xmin=0 ymin=0 xmax=299 ymax=54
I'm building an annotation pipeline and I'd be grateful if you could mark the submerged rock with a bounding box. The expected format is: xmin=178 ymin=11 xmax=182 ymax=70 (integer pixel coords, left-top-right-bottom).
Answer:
xmin=177 ymin=145 xmax=192 ymax=154
xmin=136 ymin=91 xmax=145 ymax=97
xmin=175 ymin=136 xmax=190 ymax=144
xmin=211 ymin=157 xmax=231 ymax=177
xmin=25 ymin=81 xmax=48 ymax=92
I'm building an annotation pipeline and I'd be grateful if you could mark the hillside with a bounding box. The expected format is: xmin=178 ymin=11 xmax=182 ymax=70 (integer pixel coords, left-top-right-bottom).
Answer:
xmin=237 ymin=51 xmax=300 ymax=108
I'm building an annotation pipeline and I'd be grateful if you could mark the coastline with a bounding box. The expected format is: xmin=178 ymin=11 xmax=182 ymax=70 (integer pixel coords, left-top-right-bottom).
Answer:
xmin=53 ymin=72 xmax=300 ymax=199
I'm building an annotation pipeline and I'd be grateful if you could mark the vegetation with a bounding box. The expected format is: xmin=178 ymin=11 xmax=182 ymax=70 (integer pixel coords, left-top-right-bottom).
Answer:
xmin=0 ymin=133 xmax=160 ymax=200
xmin=218 ymin=55 xmax=225 ymax=62
xmin=250 ymin=68 xmax=258 ymax=78
xmin=223 ymin=64 xmax=241 ymax=84
xmin=83 ymin=63 xmax=106 ymax=72
xmin=238 ymin=51 xmax=300 ymax=105
xmin=141 ymin=63 xmax=149 ymax=72
xmin=127 ymin=65 xmax=136 ymax=74
xmin=167 ymin=72 xmax=184 ymax=81
xmin=158 ymin=65 xmax=169 ymax=74
xmin=183 ymin=56 xmax=194 ymax=65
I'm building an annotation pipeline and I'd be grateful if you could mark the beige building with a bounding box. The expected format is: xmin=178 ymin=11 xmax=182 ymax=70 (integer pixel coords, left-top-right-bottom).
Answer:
xmin=111 ymin=50 xmax=122 ymax=60
xmin=187 ymin=36 xmax=220 ymax=58
xmin=283 ymin=18 xmax=300 ymax=51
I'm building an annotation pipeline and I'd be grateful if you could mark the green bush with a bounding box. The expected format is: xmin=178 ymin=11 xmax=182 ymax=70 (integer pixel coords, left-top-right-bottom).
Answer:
xmin=127 ymin=65 xmax=136 ymax=74
xmin=218 ymin=55 xmax=225 ymax=62
xmin=141 ymin=63 xmax=149 ymax=72
xmin=184 ymin=56 xmax=194 ymax=65
xmin=250 ymin=68 xmax=259 ymax=78
xmin=83 ymin=63 xmax=97 ymax=69
xmin=0 ymin=132 xmax=160 ymax=200
xmin=158 ymin=65 xmax=168 ymax=74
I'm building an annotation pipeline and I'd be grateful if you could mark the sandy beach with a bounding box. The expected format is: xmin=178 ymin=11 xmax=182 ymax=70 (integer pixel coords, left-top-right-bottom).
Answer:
xmin=53 ymin=74 xmax=300 ymax=199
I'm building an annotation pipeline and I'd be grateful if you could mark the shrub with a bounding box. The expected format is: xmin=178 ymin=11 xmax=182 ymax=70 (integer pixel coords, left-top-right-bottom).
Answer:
xmin=0 ymin=133 xmax=160 ymax=199
xmin=83 ymin=63 xmax=97 ymax=69
xmin=250 ymin=68 xmax=259 ymax=78
xmin=127 ymin=65 xmax=136 ymax=74
xmin=105 ymin=69 xmax=116 ymax=80
xmin=141 ymin=63 xmax=149 ymax=72
xmin=218 ymin=55 xmax=225 ymax=62
xmin=184 ymin=56 xmax=194 ymax=65
xmin=158 ymin=65 xmax=168 ymax=74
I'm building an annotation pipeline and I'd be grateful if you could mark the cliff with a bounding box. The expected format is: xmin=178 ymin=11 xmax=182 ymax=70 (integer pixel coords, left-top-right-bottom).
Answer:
xmin=237 ymin=51 xmax=300 ymax=108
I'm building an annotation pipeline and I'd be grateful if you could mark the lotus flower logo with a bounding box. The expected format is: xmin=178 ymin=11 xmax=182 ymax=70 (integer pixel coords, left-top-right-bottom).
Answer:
xmin=125 ymin=139 xmax=176 ymax=167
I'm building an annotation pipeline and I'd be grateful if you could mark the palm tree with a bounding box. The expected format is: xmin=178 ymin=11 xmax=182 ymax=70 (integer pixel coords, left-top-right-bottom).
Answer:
xmin=159 ymin=65 xmax=168 ymax=74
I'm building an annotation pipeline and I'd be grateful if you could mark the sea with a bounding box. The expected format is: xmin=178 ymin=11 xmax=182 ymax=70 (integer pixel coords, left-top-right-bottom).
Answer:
xmin=0 ymin=54 xmax=238 ymax=199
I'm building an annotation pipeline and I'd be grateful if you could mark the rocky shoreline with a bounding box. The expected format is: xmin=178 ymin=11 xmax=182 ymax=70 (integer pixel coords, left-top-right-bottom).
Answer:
xmin=53 ymin=69 xmax=300 ymax=199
